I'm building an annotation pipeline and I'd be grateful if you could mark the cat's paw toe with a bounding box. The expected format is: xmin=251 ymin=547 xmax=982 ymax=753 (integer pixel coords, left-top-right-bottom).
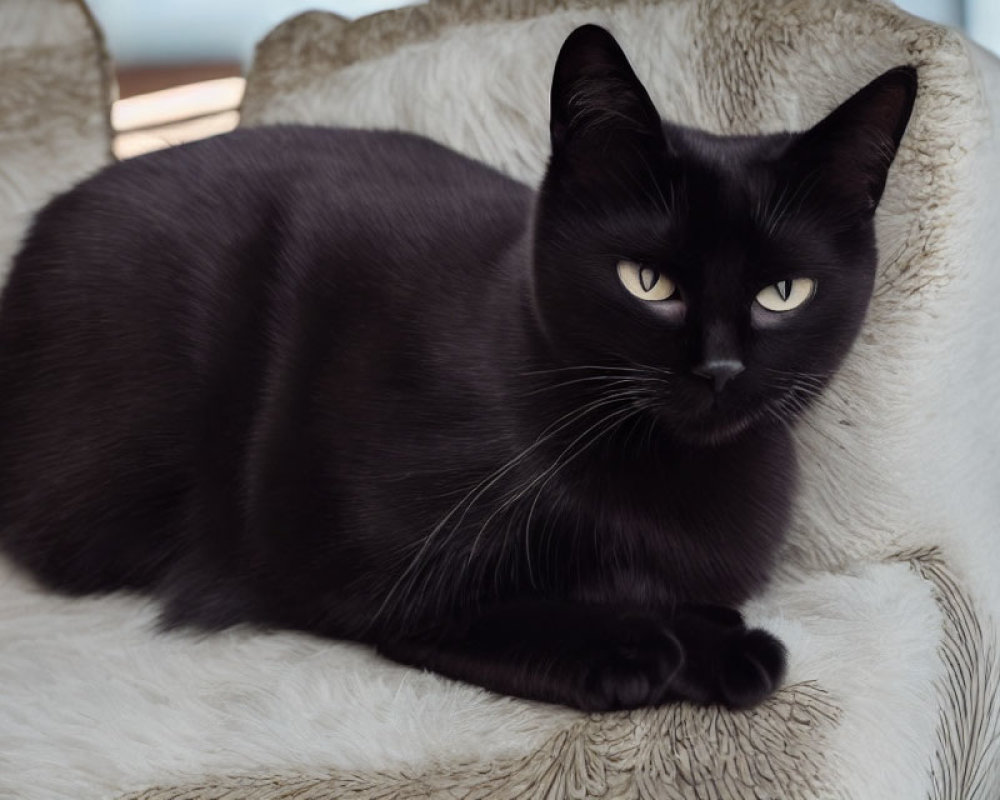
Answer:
xmin=578 ymin=620 xmax=683 ymax=712
xmin=718 ymin=627 xmax=786 ymax=709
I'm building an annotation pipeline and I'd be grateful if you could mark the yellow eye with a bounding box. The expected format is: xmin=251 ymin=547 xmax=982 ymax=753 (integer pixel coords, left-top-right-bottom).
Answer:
xmin=617 ymin=260 xmax=676 ymax=301
xmin=755 ymin=278 xmax=816 ymax=312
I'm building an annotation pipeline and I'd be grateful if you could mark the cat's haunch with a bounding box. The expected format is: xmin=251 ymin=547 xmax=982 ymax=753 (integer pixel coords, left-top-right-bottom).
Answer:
xmin=0 ymin=25 xmax=915 ymax=711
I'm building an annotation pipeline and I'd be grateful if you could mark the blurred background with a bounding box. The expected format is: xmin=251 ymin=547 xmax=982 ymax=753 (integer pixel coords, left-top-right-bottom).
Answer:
xmin=90 ymin=0 xmax=418 ymax=157
xmin=87 ymin=0 xmax=999 ymax=158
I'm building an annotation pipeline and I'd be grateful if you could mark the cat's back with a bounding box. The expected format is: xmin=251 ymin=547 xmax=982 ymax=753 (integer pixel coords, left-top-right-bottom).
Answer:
xmin=3 ymin=125 xmax=532 ymax=374
xmin=97 ymin=125 xmax=527 ymax=213
xmin=22 ymin=125 xmax=530 ymax=269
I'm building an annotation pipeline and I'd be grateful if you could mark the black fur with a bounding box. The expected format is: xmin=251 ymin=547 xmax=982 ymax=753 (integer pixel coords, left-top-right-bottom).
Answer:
xmin=0 ymin=26 xmax=916 ymax=710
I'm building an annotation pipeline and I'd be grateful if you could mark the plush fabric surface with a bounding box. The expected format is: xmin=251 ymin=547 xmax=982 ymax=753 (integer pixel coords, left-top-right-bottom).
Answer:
xmin=0 ymin=553 xmax=945 ymax=799
xmin=0 ymin=0 xmax=112 ymax=283
xmin=2 ymin=1 xmax=999 ymax=798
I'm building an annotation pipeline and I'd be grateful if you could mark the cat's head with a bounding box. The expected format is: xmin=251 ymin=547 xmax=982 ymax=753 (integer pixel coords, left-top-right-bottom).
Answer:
xmin=531 ymin=25 xmax=917 ymax=444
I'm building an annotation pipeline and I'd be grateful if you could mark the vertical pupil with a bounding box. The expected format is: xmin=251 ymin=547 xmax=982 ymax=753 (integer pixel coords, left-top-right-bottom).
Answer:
xmin=639 ymin=268 xmax=659 ymax=293
xmin=776 ymin=280 xmax=791 ymax=301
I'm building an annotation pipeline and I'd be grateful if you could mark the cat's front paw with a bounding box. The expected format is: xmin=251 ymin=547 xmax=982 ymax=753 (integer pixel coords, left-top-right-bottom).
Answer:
xmin=718 ymin=627 xmax=787 ymax=709
xmin=577 ymin=617 xmax=683 ymax=712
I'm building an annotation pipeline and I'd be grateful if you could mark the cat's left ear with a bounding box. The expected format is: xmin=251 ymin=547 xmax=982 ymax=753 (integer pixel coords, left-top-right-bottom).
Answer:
xmin=790 ymin=66 xmax=918 ymax=217
xmin=549 ymin=25 xmax=665 ymax=166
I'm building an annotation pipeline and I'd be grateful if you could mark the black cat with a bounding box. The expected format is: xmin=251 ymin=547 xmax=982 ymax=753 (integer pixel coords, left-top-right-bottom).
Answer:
xmin=0 ymin=26 xmax=915 ymax=711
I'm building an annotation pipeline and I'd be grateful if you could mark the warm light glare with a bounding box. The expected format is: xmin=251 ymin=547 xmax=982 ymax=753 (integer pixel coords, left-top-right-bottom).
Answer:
xmin=111 ymin=77 xmax=245 ymax=158
xmin=112 ymin=77 xmax=245 ymax=131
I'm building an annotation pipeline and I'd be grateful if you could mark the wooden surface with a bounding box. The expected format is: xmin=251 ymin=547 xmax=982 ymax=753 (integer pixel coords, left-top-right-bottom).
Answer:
xmin=116 ymin=62 xmax=242 ymax=98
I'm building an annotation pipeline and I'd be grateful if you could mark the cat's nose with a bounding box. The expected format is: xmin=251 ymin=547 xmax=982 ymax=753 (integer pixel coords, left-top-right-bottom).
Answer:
xmin=693 ymin=359 xmax=745 ymax=392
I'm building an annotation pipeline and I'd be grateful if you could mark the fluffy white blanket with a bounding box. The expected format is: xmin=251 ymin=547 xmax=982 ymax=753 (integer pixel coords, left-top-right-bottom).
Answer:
xmin=0 ymin=555 xmax=947 ymax=799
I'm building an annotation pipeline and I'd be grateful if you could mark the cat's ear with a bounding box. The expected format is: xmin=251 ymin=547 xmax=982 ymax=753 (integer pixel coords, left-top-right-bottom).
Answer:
xmin=790 ymin=66 xmax=917 ymax=217
xmin=549 ymin=25 xmax=665 ymax=163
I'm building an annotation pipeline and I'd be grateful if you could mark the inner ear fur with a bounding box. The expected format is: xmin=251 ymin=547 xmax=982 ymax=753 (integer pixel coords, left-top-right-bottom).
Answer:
xmin=549 ymin=25 xmax=664 ymax=152
xmin=788 ymin=66 xmax=918 ymax=216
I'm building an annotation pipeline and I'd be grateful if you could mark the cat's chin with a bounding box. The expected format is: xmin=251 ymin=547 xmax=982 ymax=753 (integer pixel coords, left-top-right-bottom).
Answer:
xmin=665 ymin=416 xmax=757 ymax=447
xmin=657 ymin=401 xmax=769 ymax=447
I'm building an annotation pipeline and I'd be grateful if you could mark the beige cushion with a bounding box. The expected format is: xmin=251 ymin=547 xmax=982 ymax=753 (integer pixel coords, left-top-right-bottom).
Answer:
xmin=0 ymin=0 xmax=112 ymax=284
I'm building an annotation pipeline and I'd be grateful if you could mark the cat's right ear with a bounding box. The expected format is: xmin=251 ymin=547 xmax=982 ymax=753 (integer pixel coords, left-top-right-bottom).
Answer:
xmin=788 ymin=66 xmax=918 ymax=218
xmin=549 ymin=25 xmax=665 ymax=169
